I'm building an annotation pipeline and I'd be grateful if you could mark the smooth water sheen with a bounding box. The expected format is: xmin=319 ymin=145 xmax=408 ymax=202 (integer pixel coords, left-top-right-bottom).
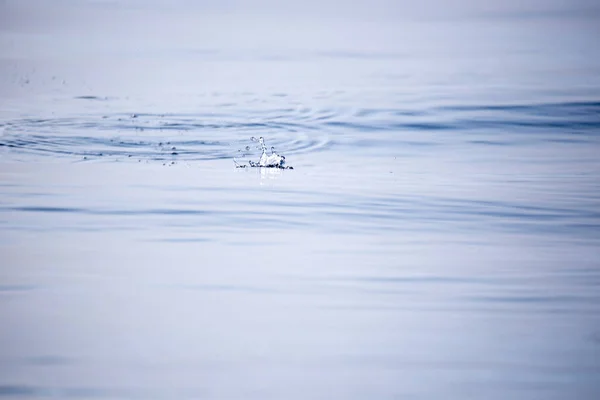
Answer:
xmin=1 ymin=1 xmax=600 ymax=399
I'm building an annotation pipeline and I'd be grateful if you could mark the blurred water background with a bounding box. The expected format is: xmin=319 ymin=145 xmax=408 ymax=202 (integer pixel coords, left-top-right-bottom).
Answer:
xmin=1 ymin=0 xmax=600 ymax=398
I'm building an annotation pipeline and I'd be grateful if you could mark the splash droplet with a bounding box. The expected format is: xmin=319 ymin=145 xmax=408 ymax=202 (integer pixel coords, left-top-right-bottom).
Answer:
xmin=234 ymin=137 xmax=292 ymax=169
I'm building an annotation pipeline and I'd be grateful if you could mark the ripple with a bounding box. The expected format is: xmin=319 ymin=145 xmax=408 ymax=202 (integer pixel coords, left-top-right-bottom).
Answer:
xmin=1 ymin=99 xmax=598 ymax=161
xmin=3 ymin=189 xmax=598 ymax=239
xmin=73 ymin=96 xmax=109 ymax=101
xmin=0 ymin=285 xmax=37 ymax=293
xmin=0 ymin=385 xmax=134 ymax=399
xmin=0 ymin=111 xmax=333 ymax=162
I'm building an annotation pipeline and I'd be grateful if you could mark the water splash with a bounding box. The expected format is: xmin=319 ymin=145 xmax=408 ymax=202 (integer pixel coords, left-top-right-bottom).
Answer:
xmin=234 ymin=137 xmax=293 ymax=169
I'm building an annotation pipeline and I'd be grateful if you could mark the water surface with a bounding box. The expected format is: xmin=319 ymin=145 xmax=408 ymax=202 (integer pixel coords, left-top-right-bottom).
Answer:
xmin=1 ymin=1 xmax=600 ymax=399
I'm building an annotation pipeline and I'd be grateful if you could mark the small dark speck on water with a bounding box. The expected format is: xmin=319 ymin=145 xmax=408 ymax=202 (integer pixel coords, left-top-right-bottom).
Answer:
xmin=171 ymin=152 xmax=178 ymax=155
xmin=131 ymin=114 xmax=138 ymax=118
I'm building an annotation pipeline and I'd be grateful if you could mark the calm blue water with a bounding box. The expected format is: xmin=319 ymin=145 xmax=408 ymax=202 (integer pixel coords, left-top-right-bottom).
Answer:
xmin=1 ymin=1 xmax=600 ymax=399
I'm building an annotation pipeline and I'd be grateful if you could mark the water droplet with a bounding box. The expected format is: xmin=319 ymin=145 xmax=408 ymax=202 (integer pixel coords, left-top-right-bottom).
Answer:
xmin=234 ymin=137 xmax=292 ymax=169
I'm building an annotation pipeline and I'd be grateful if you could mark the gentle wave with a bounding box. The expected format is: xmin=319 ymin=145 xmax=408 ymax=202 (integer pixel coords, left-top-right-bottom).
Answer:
xmin=1 ymin=99 xmax=598 ymax=161
xmin=2 ymin=189 xmax=598 ymax=239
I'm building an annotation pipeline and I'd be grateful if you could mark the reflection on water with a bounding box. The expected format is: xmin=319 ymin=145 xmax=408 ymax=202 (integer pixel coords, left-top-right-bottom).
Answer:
xmin=259 ymin=167 xmax=284 ymax=183
xmin=1 ymin=0 xmax=600 ymax=398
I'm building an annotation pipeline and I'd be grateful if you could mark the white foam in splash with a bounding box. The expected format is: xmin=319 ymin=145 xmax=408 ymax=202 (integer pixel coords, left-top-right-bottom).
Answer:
xmin=234 ymin=137 xmax=293 ymax=169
